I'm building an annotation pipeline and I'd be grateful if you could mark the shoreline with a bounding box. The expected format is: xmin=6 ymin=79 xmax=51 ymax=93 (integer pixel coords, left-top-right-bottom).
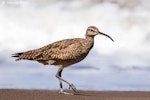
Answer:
xmin=0 ymin=89 xmax=150 ymax=100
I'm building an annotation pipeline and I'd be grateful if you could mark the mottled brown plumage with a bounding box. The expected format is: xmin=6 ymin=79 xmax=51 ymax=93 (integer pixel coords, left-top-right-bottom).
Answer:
xmin=12 ymin=26 xmax=114 ymax=95
xmin=16 ymin=38 xmax=94 ymax=67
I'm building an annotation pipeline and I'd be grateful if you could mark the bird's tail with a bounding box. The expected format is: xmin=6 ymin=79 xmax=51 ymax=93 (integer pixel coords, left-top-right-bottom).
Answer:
xmin=12 ymin=53 xmax=23 ymax=61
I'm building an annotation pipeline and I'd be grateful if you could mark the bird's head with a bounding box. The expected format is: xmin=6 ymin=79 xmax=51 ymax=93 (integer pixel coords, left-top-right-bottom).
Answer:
xmin=86 ymin=26 xmax=114 ymax=42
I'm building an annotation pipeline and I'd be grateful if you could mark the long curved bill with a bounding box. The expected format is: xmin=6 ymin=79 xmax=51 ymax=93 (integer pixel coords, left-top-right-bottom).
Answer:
xmin=99 ymin=32 xmax=114 ymax=42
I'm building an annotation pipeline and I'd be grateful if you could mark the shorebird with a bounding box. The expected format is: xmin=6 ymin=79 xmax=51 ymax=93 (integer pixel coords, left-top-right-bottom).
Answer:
xmin=12 ymin=26 xmax=114 ymax=94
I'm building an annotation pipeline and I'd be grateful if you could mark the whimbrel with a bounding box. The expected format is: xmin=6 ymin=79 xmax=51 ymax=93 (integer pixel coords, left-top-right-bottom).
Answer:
xmin=12 ymin=26 xmax=114 ymax=94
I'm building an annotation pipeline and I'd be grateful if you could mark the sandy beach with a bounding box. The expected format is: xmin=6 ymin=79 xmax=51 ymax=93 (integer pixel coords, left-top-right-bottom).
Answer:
xmin=0 ymin=89 xmax=150 ymax=100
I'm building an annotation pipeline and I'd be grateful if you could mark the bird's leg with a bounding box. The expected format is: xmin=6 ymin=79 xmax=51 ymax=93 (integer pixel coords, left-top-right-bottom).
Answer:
xmin=57 ymin=68 xmax=67 ymax=94
xmin=58 ymin=79 xmax=72 ymax=95
xmin=56 ymin=67 xmax=79 ymax=94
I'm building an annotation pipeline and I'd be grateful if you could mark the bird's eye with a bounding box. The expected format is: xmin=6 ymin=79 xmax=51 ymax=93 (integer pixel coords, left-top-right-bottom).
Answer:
xmin=90 ymin=29 xmax=94 ymax=32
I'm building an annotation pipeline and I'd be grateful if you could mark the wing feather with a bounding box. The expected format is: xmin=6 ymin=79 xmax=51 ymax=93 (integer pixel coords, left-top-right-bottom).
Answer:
xmin=40 ymin=38 xmax=84 ymax=60
xmin=17 ymin=38 xmax=86 ymax=61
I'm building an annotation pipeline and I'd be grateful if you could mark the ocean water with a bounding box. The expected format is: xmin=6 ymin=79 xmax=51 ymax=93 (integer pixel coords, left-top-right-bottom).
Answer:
xmin=0 ymin=0 xmax=150 ymax=91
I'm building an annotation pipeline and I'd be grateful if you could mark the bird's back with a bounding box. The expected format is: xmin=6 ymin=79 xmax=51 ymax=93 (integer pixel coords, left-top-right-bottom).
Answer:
xmin=14 ymin=38 xmax=94 ymax=67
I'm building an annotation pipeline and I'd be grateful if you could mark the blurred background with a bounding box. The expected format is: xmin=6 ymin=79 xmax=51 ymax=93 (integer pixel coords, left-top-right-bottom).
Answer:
xmin=0 ymin=0 xmax=150 ymax=91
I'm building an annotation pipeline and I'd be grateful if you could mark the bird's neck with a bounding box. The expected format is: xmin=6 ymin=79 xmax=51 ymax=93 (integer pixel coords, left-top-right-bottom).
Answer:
xmin=85 ymin=35 xmax=94 ymax=42
xmin=84 ymin=35 xmax=94 ymax=50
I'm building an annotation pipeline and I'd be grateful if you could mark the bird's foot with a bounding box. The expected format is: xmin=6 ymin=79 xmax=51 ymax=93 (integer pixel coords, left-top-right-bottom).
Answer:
xmin=69 ymin=84 xmax=79 ymax=93
xmin=59 ymin=88 xmax=73 ymax=95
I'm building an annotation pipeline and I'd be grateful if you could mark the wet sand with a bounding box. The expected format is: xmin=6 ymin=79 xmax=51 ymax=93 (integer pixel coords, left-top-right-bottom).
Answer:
xmin=0 ymin=89 xmax=150 ymax=100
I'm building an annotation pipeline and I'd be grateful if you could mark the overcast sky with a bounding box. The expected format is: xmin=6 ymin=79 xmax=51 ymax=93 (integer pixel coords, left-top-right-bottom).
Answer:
xmin=0 ymin=0 xmax=150 ymax=91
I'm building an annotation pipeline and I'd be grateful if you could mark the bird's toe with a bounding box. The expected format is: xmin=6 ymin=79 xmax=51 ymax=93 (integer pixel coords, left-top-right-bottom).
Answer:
xmin=59 ymin=88 xmax=74 ymax=95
